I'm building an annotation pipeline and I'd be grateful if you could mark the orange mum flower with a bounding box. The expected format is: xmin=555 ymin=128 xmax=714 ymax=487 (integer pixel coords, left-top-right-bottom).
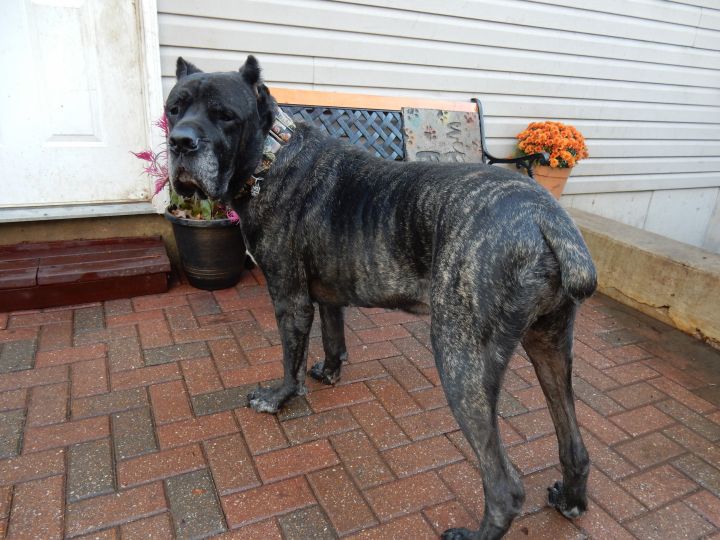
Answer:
xmin=516 ymin=121 xmax=589 ymax=169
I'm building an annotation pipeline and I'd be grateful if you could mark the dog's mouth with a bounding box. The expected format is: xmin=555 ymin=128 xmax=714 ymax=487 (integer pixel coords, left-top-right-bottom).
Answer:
xmin=172 ymin=168 xmax=205 ymax=199
xmin=168 ymin=149 xmax=225 ymax=200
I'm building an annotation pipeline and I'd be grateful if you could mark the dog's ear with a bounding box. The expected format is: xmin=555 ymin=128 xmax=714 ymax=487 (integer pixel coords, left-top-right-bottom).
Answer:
xmin=255 ymin=83 xmax=275 ymax=134
xmin=240 ymin=55 xmax=262 ymax=93
xmin=176 ymin=57 xmax=202 ymax=80
xmin=240 ymin=56 xmax=275 ymax=132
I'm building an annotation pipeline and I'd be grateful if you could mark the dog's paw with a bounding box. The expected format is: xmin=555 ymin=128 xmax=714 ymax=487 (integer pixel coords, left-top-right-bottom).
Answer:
xmin=247 ymin=386 xmax=287 ymax=414
xmin=548 ymin=481 xmax=586 ymax=519
xmin=441 ymin=527 xmax=476 ymax=540
xmin=308 ymin=361 xmax=341 ymax=385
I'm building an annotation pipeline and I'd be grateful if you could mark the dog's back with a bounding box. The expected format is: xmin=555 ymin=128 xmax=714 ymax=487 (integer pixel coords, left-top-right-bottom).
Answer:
xmin=263 ymin=123 xmax=596 ymax=317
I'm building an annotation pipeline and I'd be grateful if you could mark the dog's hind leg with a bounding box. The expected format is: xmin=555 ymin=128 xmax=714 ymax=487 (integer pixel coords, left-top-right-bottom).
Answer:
xmin=248 ymin=288 xmax=315 ymax=414
xmin=437 ymin=339 xmax=525 ymax=540
xmin=309 ymin=304 xmax=347 ymax=385
xmin=521 ymin=302 xmax=589 ymax=520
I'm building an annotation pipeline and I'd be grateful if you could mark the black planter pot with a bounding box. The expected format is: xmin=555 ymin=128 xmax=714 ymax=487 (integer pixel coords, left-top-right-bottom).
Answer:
xmin=164 ymin=210 xmax=246 ymax=290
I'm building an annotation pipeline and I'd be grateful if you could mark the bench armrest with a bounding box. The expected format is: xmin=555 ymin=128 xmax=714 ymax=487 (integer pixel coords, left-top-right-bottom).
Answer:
xmin=486 ymin=152 xmax=550 ymax=178
xmin=470 ymin=98 xmax=550 ymax=178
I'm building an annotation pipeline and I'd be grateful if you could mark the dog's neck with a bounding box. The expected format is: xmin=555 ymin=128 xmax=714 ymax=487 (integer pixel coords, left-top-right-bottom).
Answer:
xmin=242 ymin=106 xmax=296 ymax=198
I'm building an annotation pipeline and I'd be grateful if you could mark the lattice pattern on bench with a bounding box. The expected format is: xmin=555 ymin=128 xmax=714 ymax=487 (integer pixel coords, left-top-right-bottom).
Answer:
xmin=281 ymin=106 xmax=405 ymax=161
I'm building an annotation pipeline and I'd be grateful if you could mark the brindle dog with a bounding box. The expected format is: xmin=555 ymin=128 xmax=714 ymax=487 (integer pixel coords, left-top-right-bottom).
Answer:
xmin=166 ymin=55 xmax=597 ymax=540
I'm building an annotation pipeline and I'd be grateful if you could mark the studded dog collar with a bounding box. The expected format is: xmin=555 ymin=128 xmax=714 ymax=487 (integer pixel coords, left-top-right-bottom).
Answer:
xmin=242 ymin=106 xmax=296 ymax=198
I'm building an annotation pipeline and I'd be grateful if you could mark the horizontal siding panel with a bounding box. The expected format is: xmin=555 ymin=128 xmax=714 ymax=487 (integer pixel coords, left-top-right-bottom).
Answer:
xmin=157 ymin=74 xmax=720 ymax=145
xmin=526 ymin=0 xmax=703 ymax=27
xmin=334 ymin=0 xmax=720 ymax=50
xmin=161 ymin=65 xmax=719 ymax=124
xmin=158 ymin=15 xmax=720 ymax=89
xmin=672 ymin=0 xmax=720 ymax=10
xmin=161 ymin=50 xmax=316 ymax=84
xmin=311 ymin=62 xmax=720 ymax=123
xmin=487 ymin=139 xmax=720 ymax=159
xmin=483 ymin=118 xmax=720 ymax=141
xmin=158 ymin=74 xmax=720 ymax=144
xmin=571 ymin=157 xmax=720 ymax=176
xmin=694 ymin=27 xmax=720 ymax=49
xmin=158 ymin=0 xmax=720 ymax=70
xmin=160 ymin=47 xmax=720 ymax=107
xmin=565 ymin=172 xmax=720 ymax=194
xmin=699 ymin=7 xmax=720 ymax=31
xmin=576 ymin=139 xmax=720 ymax=158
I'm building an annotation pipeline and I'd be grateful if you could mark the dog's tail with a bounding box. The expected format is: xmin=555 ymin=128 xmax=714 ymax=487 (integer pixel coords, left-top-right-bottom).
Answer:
xmin=538 ymin=210 xmax=597 ymax=303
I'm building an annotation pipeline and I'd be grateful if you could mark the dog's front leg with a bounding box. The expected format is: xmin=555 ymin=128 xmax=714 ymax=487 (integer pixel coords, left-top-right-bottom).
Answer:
xmin=309 ymin=304 xmax=347 ymax=385
xmin=248 ymin=288 xmax=314 ymax=414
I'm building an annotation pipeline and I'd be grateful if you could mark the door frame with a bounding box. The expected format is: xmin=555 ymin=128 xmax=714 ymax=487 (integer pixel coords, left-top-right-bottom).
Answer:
xmin=138 ymin=0 xmax=167 ymax=214
xmin=0 ymin=0 xmax=164 ymax=223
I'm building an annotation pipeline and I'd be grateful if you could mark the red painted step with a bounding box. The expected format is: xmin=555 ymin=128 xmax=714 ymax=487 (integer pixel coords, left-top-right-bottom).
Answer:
xmin=0 ymin=236 xmax=171 ymax=311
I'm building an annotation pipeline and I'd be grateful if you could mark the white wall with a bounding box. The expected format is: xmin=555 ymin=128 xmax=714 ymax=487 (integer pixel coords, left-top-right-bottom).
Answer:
xmin=157 ymin=0 xmax=720 ymax=252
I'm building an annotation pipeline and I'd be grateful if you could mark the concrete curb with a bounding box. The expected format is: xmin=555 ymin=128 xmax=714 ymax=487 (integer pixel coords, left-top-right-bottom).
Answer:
xmin=569 ymin=208 xmax=720 ymax=349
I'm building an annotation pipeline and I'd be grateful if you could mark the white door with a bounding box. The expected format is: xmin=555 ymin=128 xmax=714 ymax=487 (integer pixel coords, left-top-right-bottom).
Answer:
xmin=0 ymin=0 xmax=153 ymax=210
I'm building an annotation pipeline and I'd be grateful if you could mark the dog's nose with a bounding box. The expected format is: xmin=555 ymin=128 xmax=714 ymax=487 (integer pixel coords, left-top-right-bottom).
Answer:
xmin=169 ymin=126 xmax=200 ymax=154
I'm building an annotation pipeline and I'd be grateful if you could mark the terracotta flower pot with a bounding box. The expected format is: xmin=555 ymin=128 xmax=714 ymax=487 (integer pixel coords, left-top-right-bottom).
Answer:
xmin=532 ymin=165 xmax=572 ymax=200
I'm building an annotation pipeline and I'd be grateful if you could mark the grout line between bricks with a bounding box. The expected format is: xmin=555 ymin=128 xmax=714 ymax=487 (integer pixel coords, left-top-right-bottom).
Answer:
xmin=18 ymin=384 xmax=31 ymax=456
xmin=586 ymin=495 xmax=640 ymax=538
xmin=5 ymin=483 xmax=15 ymax=537
xmin=301 ymin=471 xmax=340 ymax=537
xmin=62 ymin=441 xmax=70 ymax=538
xmin=228 ymin=406 xmax=264 ymax=491
xmin=197 ymin=437 xmax=230 ymax=534
xmin=608 ymin=421 xmax=694 ymax=455
xmin=109 ymin=395 xmax=120 ymax=496
xmin=687 ymin=498 xmax=720 ymax=538
xmin=588 ymin=471 xmax=649 ymax=525
xmin=100 ymin=342 xmax=112 ymax=416
xmin=434 ymin=462 xmax=472 ymax=524
xmin=327 ymin=432 xmax=383 ymax=532
xmin=159 ymin=473 xmax=176 ymax=537
xmin=622 ymin=493 xmax=708 ymax=532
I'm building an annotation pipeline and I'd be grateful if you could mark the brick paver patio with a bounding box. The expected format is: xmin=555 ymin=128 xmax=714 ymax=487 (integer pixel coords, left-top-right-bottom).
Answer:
xmin=1 ymin=268 xmax=719 ymax=539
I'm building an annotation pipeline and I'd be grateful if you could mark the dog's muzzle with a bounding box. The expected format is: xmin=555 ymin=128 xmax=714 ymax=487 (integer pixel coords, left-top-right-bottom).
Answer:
xmin=169 ymin=125 xmax=201 ymax=156
xmin=168 ymin=128 xmax=222 ymax=200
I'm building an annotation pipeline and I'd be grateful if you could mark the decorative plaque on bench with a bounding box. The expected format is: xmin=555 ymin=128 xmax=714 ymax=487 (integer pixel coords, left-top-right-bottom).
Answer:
xmin=402 ymin=108 xmax=483 ymax=163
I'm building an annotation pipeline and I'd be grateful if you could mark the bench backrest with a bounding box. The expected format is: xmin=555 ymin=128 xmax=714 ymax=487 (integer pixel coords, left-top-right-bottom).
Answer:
xmin=270 ymin=88 xmax=547 ymax=177
xmin=272 ymin=88 xmax=477 ymax=162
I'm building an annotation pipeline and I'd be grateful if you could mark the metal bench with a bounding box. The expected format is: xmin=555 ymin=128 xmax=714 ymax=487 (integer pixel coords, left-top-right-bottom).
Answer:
xmin=272 ymin=89 xmax=548 ymax=177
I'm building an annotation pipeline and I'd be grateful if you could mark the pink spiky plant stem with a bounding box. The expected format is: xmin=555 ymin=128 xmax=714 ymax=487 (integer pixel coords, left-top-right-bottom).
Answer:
xmin=133 ymin=113 xmax=238 ymax=222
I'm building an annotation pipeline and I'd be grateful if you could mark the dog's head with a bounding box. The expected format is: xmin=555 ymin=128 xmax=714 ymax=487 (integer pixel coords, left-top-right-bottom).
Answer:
xmin=165 ymin=56 xmax=275 ymax=201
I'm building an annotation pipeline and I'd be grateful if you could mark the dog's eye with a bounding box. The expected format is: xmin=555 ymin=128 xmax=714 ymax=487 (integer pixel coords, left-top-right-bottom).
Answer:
xmin=168 ymin=106 xmax=179 ymax=116
xmin=217 ymin=110 xmax=235 ymax=122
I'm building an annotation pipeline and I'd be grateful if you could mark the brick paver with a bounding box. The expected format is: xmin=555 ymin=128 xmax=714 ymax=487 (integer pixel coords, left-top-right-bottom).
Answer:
xmin=166 ymin=469 xmax=227 ymax=538
xmin=1 ymin=278 xmax=719 ymax=538
xmin=68 ymin=439 xmax=114 ymax=501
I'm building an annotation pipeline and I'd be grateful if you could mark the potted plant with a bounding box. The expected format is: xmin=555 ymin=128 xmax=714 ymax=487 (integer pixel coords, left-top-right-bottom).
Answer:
xmin=515 ymin=121 xmax=589 ymax=199
xmin=133 ymin=116 xmax=247 ymax=290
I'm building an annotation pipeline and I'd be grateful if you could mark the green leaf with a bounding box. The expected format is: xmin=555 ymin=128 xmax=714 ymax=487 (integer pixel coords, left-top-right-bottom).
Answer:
xmin=179 ymin=197 xmax=192 ymax=211
xmin=200 ymin=199 xmax=213 ymax=220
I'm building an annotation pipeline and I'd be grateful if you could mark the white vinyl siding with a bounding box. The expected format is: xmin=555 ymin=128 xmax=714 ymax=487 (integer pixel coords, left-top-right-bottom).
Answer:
xmin=157 ymin=0 xmax=720 ymax=251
